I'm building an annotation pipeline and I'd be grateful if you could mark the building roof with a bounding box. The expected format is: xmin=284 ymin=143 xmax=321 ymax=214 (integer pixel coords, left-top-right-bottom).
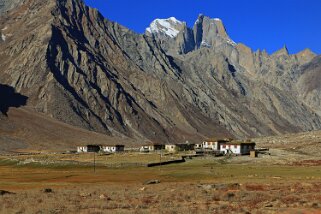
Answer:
xmin=166 ymin=143 xmax=195 ymax=146
xmin=204 ymin=138 xmax=232 ymax=142
xmin=77 ymin=144 xmax=102 ymax=147
xmin=78 ymin=144 xmax=125 ymax=147
xmin=223 ymin=141 xmax=256 ymax=145
xmin=142 ymin=143 xmax=165 ymax=146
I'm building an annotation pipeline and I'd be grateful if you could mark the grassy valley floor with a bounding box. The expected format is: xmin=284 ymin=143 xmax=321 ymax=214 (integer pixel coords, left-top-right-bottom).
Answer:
xmin=0 ymin=150 xmax=321 ymax=213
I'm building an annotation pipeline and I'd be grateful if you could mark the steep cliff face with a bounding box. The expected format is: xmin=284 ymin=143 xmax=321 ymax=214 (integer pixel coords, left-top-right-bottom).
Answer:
xmin=46 ymin=0 xmax=187 ymax=143
xmin=146 ymin=14 xmax=237 ymax=56
xmin=0 ymin=0 xmax=54 ymax=103
xmin=297 ymin=56 xmax=321 ymax=115
xmin=0 ymin=0 xmax=321 ymax=147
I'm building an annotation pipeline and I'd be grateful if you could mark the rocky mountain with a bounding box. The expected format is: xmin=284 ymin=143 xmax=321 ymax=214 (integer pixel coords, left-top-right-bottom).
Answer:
xmin=0 ymin=0 xmax=320 ymax=148
xmin=146 ymin=17 xmax=185 ymax=39
xmin=0 ymin=0 xmax=23 ymax=15
xmin=146 ymin=14 xmax=237 ymax=56
xmin=297 ymin=55 xmax=321 ymax=115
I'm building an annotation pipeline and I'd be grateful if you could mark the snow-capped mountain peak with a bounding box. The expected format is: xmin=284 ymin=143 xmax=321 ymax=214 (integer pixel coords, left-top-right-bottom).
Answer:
xmin=146 ymin=17 xmax=184 ymax=38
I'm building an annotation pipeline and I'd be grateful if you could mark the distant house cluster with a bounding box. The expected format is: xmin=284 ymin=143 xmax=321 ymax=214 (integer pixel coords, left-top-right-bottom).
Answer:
xmin=77 ymin=138 xmax=256 ymax=156
xmin=140 ymin=141 xmax=195 ymax=153
xmin=77 ymin=144 xmax=125 ymax=153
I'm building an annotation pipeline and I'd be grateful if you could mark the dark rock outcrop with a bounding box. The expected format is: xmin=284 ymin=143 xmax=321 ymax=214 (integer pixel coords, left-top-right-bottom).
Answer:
xmin=0 ymin=84 xmax=28 ymax=115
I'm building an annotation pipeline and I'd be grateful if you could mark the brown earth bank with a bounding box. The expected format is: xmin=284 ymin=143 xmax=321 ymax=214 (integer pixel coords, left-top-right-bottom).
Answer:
xmin=0 ymin=107 xmax=132 ymax=153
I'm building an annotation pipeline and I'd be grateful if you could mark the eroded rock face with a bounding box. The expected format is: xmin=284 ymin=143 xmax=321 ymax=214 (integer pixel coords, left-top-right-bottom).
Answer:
xmin=0 ymin=0 xmax=23 ymax=15
xmin=297 ymin=56 xmax=321 ymax=115
xmin=0 ymin=0 xmax=320 ymax=145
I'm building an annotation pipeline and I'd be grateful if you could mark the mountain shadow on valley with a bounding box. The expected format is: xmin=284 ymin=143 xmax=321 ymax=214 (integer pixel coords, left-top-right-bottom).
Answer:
xmin=0 ymin=84 xmax=28 ymax=116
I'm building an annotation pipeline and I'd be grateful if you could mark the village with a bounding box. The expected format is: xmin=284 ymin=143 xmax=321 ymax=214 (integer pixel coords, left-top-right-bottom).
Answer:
xmin=76 ymin=138 xmax=259 ymax=160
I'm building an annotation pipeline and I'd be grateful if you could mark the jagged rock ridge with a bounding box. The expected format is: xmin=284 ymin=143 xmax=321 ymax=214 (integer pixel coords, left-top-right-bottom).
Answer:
xmin=0 ymin=0 xmax=321 ymax=146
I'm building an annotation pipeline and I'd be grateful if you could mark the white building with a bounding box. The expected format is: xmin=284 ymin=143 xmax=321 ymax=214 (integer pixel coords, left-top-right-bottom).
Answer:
xmin=140 ymin=144 xmax=164 ymax=152
xmin=77 ymin=146 xmax=88 ymax=153
xmin=194 ymin=143 xmax=203 ymax=149
xmin=220 ymin=142 xmax=255 ymax=155
xmin=165 ymin=144 xmax=176 ymax=153
xmin=202 ymin=139 xmax=230 ymax=151
xmin=101 ymin=145 xmax=125 ymax=153
xmin=77 ymin=145 xmax=100 ymax=153
xmin=165 ymin=143 xmax=195 ymax=152
xmin=77 ymin=145 xmax=125 ymax=153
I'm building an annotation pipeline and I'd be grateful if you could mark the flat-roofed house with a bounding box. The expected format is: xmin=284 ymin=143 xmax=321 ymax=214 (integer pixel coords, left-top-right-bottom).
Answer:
xmin=194 ymin=143 xmax=203 ymax=149
xmin=140 ymin=143 xmax=165 ymax=152
xmin=77 ymin=145 xmax=101 ymax=153
xmin=165 ymin=144 xmax=176 ymax=153
xmin=165 ymin=143 xmax=195 ymax=152
xmin=202 ymin=138 xmax=231 ymax=151
xmin=101 ymin=145 xmax=125 ymax=153
xmin=77 ymin=146 xmax=88 ymax=153
xmin=220 ymin=141 xmax=255 ymax=155
xmin=77 ymin=145 xmax=125 ymax=153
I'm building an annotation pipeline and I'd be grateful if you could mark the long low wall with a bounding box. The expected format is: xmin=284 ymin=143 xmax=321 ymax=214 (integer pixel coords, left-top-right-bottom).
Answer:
xmin=147 ymin=158 xmax=185 ymax=167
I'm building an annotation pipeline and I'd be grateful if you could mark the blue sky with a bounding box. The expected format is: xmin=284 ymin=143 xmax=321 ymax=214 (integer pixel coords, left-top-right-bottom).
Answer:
xmin=84 ymin=0 xmax=321 ymax=54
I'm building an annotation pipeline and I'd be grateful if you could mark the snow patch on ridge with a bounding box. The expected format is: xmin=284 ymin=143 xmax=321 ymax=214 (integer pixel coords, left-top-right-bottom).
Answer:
xmin=201 ymin=40 xmax=212 ymax=48
xmin=226 ymin=38 xmax=236 ymax=46
xmin=146 ymin=17 xmax=183 ymax=38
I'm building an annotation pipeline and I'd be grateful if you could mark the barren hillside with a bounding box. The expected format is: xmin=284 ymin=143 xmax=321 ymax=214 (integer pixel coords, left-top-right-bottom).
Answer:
xmin=0 ymin=107 xmax=130 ymax=152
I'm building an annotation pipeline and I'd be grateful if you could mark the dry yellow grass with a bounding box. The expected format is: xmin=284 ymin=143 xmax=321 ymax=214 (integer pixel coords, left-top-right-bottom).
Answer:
xmin=0 ymin=145 xmax=321 ymax=213
xmin=0 ymin=153 xmax=321 ymax=213
xmin=0 ymin=165 xmax=321 ymax=213
xmin=4 ymin=182 xmax=321 ymax=213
